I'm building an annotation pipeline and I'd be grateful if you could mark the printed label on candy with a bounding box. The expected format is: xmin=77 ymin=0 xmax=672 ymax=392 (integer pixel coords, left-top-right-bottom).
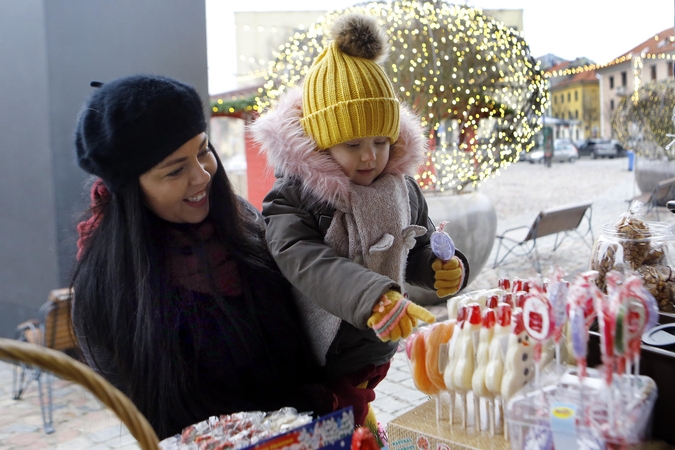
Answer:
xmin=523 ymin=296 xmax=551 ymax=341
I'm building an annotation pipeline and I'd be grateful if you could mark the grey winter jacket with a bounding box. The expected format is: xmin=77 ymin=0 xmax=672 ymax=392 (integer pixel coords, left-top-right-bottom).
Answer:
xmin=252 ymin=89 xmax=470 ymax=376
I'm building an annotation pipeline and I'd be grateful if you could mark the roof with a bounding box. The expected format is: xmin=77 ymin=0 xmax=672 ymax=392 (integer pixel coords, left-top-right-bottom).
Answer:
xmin=552 ymin=69 xmax=598 ymax=90
xmin=617 ymin=27 xmax=675 ymax=60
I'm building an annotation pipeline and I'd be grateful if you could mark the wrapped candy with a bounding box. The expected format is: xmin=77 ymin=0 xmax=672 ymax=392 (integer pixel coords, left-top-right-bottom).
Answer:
xmin=521 ymin=285 xmax=554 ymax=385
xmin=547 ymin=267 xmax=569 ymax=365
xmin=431 ymin=221 xmax=455 ymax=262
xmin=406 ymin=328 xmax=439 ymax=396
xmin=471 ymin=307 xmax=496 ymax=432
xmin=566 ymin=271 xmax=601 ymax=378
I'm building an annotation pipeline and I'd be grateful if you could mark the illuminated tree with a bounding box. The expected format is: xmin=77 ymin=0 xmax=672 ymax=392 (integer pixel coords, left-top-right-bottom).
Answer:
xmin=256 ymin=0 xmax=548 ymax=192
xmin=612 ymin=79 xmax=675 ymax=161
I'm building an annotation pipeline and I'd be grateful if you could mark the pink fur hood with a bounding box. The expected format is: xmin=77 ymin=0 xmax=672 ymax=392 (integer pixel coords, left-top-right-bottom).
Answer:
xmin=250 ymin=88 xmax=428 ymax=207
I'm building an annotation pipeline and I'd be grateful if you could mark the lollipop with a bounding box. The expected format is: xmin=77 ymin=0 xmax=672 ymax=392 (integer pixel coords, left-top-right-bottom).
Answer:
xmin=498 ymin=277 xmax=511 ymax=292
xmin=521 ymin=285 xmax=554 ymax=385
xmin=431 ymin=221 xmax=455 ymax=262
xmin=547 ymin=267 xmax=569 ymax=365
xmin=621 ymin=272 xmax=659 ymax=376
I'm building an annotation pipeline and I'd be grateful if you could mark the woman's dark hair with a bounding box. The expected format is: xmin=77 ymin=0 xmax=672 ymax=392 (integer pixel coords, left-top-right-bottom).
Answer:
xmin=71 ymin=149 xmax=281 ymax=437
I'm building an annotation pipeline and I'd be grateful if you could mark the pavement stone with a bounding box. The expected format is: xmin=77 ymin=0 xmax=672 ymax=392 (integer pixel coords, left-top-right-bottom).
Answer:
xmin=1 ymin=157 xmax=673 ymax=448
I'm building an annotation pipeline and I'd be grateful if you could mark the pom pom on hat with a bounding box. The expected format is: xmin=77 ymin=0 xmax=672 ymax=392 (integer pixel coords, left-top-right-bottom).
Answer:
xmin=301 ymin=13 xmax=400 ymax=150
xmin=75 ymin=75 xmax=206 ymax=192
xmin=330 ymin=13 xmax=388 ymax=62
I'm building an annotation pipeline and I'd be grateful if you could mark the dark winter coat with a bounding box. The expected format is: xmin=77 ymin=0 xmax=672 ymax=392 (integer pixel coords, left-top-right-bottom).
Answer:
xmin=251 ymin=89 xmax=470 ymax=378
xmin=74 ymin=202 xmax=334 ymax=438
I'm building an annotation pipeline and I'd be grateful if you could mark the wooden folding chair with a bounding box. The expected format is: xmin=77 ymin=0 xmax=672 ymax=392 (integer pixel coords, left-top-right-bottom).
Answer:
xmin=628 ymin=176 xmax=675 ymax=220
xmin=492 ymin=202 xmax=593 ymax=273
xmin=12 ymin=288 xmax=78 ymax=434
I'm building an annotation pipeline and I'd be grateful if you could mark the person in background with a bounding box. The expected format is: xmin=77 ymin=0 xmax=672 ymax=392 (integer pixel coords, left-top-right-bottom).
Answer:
xmin=251 ymin=13 xmax=470 ymax=443
xmin=71 ymin=75 xmax=335 ymax=439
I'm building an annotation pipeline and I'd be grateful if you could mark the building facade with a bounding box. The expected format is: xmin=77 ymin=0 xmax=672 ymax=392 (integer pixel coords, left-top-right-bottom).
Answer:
xmin=596 ymin=28 xmax=675 ymax=139
xmin=550 ymin=70 xmax=600 ymax=140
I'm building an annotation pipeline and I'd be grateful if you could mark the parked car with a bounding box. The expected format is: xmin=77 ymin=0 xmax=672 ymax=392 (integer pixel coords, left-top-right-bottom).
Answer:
xmin=589 ymin=142 xmax=617 ymax=159
xmin=577 ymin=138 xmax=623 ymax=158
xmin=523 ymin=139 xmax=578 ymax=164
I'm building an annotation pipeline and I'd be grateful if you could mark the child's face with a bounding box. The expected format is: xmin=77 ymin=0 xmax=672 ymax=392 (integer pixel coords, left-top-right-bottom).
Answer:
xmin=327 ymin=136 xmax=390 ymax=186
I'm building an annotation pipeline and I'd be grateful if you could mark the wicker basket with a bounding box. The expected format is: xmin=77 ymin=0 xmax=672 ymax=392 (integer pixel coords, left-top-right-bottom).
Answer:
xmin=0 ymin=337 xmax=159 ymax=449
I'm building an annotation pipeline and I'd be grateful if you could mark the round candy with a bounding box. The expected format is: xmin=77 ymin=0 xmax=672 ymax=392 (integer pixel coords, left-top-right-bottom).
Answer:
xmin=522 ymin=294 xmax=553 ymax=342
xmin=431 ymin=230 xmax=455 ymax=262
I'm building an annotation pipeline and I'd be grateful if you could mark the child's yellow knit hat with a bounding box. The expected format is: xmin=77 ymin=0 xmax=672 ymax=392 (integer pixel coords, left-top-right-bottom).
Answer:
xmin=301 ymin=13 xmax=400 ymax=150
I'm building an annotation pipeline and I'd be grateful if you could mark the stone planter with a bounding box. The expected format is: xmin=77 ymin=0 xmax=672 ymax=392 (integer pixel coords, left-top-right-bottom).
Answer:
xmin=635 ymin=157 xmax=675 ymax=206
xmin=406 ymin=191 xmax=497 ymax=306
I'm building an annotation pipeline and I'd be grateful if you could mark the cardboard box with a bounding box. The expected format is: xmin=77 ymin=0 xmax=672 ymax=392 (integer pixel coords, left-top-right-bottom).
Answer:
xmin=388 ymin=398 xmax=510 ymax=450
xmin=250 ymin=408 xmax=354 ymax=450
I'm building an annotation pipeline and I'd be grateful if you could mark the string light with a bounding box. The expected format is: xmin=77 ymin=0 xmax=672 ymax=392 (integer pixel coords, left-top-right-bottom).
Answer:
xmin=612 ymin=78 xmax=675 ymax=159
xmin=253 ymin=0 xmax=547 ymax=192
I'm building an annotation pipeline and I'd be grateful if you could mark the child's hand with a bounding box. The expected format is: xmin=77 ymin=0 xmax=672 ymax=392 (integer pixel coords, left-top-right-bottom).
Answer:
xmin=367 ymin=291 xmax=436 ymax=342
xmin=432 ymin=256 xmax=464 ymax=297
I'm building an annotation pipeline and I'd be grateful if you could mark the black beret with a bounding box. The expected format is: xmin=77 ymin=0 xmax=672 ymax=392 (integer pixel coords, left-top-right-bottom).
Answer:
xmin=75 ymin=75 xmax=206 ymax=192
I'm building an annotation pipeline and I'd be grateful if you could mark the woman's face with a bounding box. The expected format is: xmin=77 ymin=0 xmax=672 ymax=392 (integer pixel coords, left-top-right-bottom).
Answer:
xmin=327 ymin=136 xmax=390 ymax=186
xmin=139 ymin=132 xmax=217 ymax=224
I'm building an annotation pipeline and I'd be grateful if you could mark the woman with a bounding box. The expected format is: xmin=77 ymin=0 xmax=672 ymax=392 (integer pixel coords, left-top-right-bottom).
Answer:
xmin=71 ymin=74 xmax=335 ymax=439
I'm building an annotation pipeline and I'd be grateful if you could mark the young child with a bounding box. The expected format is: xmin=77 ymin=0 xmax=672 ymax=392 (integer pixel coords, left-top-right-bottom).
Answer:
xmin=252 ymin=13 xmax=470 ymax=434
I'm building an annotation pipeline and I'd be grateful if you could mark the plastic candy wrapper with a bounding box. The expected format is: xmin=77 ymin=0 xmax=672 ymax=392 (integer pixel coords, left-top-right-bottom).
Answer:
xmin=159 ymin=408 xmax=313 ymax=450
xmin=431 ymin=221 xmax=455 ymax=262
xmin=590 ymin=202 xmax=675 ymax=312
xmin=506 ymin=366 xmax=657 ymax=449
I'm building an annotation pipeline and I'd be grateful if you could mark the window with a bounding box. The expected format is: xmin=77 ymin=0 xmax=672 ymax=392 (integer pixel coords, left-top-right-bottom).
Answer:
xmin=561 ymin=94 xmax=564 ymax=104
xmin=575 ymin=110 xmax=579 ymax=119
xmin=554 ymin=95 xmax=557 ymax=104
xmin=651 ymin=65 xmax=657 ymax=80
xmin=567 ymin=92 xmax=571 ymax=102
xmin=668 ymin=62 xmax=674 ymax=77
xmin=574 ymin=91 xmax=578 ymax=101
xmin=610 ymin=99 xmax=615 ymax=110
xmin=621 ymin=71 xmax=627 ymax=86
xmin=610 ymin=76 xmax=614 ymax=89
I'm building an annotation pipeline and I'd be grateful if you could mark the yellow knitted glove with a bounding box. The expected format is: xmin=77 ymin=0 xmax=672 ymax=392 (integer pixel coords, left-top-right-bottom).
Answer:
xmin=433 ymin=256 xmax=465 ymax=297
xmin=366 ymin=291 xmax=436 ymax=342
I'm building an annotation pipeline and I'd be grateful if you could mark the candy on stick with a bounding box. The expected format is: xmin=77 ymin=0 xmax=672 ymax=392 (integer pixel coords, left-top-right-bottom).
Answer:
xmin=498 ymin=277 xmax=511 ymax=292
xmin=521 ymin=285 xmax=554 ymax=385
xmin=423 ymin=321 xmax=455 ymax=422
xmin=501 ymin=292 xmax=514 ymax=308
xmin=431 ymin=221 xmax=455 ymax=262
xmin=606 ymin=271 xmax=628 ymax=376
xmin=485 ymin=302 xmax=512 ymax=436
xmin=472 ymin=308 xmax=496 ymax=432
xmin=406 ymin=329 xmax=439 ymax=396
xmin=447 ymin=293 xmax=471 ymax=320
xmin=444 ymin=306 xmax=466 ymax=392
xmin=501 ymin=309 xmax=535 ymax=400
xmin=425 ymin=321 xmax=455 ymax=391
xmin=568 ymin=271 xmax=602 ymax=378
xmin=451 ymin=302 xmax=482 ymax=429
xmin=594 ymin=271 xmax=617 ymax=388
xmin=621 ymin=272 xmax=659 ymax=376
xmin=547 ymin=267 xmax=569 ymax=365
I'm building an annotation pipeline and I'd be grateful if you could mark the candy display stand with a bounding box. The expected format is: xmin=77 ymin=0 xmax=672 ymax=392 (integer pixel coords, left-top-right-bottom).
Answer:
xmin=505 ymin=367 xmax=657 ymax=449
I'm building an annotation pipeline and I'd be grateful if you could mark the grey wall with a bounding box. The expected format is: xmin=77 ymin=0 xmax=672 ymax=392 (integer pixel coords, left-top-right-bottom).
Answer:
xmin=0 ymin=0 xmax=209 ymax=337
